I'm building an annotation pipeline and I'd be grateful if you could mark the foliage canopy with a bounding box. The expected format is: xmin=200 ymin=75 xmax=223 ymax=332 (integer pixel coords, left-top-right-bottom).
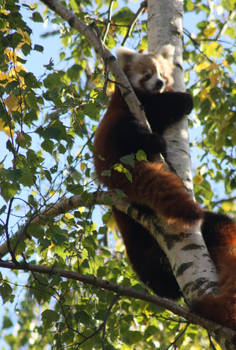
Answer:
xmin=0 ymin=0 xmax=235 ymax=348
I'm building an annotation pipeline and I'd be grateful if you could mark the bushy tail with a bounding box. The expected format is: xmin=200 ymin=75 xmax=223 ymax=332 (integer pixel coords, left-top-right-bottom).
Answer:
xmin=124 ymin=162 xmax=202 ymax=228
xmin=193 ymin=212 xmax=236 ymax=330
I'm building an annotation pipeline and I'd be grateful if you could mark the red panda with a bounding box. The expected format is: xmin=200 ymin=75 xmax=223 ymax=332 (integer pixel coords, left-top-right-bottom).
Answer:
xmin=93 ymin=46 xmax=236 ymax=330
xmin=94 ymin=46 xmax=202 ymax=228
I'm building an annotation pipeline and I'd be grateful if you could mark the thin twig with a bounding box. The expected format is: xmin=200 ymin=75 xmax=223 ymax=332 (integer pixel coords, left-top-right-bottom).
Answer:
xmin=5 ymin=198 xmax=17 ymax=263
xmin=102 ymin=0 xmax=115 ymax=43
xmin=208 ymin=332 xmax=218 ymax=350
xmin=121 ymin=1 xmax=147 ymax=46
xmin=212 ymin=196 xmax=236 ymax=207
xmin=101 ymin=295 xmax=119 ymax=349
xmin=184 ymin=28 xmax=214 ymax=64
xmin=165 ymin=323 xmax=189 ymax=350
xmin=214 ymin=10 xmax=235 ymax=41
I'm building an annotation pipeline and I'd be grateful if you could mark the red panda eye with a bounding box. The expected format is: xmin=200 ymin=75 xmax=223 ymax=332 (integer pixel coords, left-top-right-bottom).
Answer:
xmin=144 ymin=73 xmax=152 ymax=80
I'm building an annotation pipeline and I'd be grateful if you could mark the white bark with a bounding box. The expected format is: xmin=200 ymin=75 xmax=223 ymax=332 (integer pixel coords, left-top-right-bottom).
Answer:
xmin=147 ymin=0 xmax=218 ymax=303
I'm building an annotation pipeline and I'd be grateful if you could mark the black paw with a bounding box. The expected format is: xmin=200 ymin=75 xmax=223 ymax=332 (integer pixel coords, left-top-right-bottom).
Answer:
xmin=148 ymin=133 xmax=166 ymax=155
xmin=182 ymin=93 xmax=194 ymax=114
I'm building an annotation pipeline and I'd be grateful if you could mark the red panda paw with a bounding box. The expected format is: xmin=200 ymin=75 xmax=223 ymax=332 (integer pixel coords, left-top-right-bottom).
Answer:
xmin=192 ymin=294 xmax=236 ymax=331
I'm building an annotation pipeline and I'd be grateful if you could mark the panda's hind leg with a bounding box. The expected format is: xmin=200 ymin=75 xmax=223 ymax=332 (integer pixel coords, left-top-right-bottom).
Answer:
xmin=112 ymin=207 xmax=182 ymax=299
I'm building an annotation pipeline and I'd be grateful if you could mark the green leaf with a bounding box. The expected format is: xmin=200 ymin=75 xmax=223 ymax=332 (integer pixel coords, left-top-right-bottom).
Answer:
xmin=41 ymin=310 xmax=59 ymax=327
xmin=184 ymin=0 xmax=194 ymax=11
xmin=31 ymin=11 xmax=44 ymax=22
xmin=20 ymin=168 xmax=34 ymax=186
xmin=112 ymin=7 xmax=134 ymax=25
xmin=0 ymin=283 xmax=13 ymax=303
xmin=21 ymin=43 xmax=31 ymax=56
xmin=74 ymin=310 xmax=91 ymax=325
xmin=43 ymin=72 xmax=63 ymax=89
xmin=1 ymin=182 xmax=19 ymax=201
xmin=25 ymin=91 xmax=40 ymax=109
xmin=222 ymin=0 xmax=236 ymax=10
xmin=27 ymin=223 xmax=44 ymax=238
xmin=42 ymin=126 xmax=62 ymax=140
xmin=34 ymin=44 xmax=44 ymax=52
xmin=67 ymin=64 xmax=83 ymax=81
xmin=124 ymin=168 xmax=132 ymax=182
xmin=120 ymin=154 xmax=135 ymax=167
xmin=22 ymin=72 xmax=40 ymax=88
xmin=0 ymin=205 xmax=6 ymax=216
xmin=5 ymin=32 xmax=22 ymax=49
xmin=41 ymin=139 xmax=54 ymax=153
xmin=4 ymin=169 xmax=22 ymax=182
xmin=2 ymin=316 xmax=13 ymax=329
xmin=83 ymin=102 xmax=99 ymax=120
xmin=136 ymin=150 xmax=147 ymax=161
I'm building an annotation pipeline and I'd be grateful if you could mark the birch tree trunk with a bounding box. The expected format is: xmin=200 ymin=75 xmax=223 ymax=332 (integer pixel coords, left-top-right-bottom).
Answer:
xmin=147 ymin=0 xmax=217 ymax=325
xmin=147 ymin=1 xmax=235 ymax=348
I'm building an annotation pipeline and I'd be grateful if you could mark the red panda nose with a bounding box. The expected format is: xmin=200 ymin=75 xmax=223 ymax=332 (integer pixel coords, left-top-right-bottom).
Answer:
xmin=155 ymin=79 xmax=164 ymax=90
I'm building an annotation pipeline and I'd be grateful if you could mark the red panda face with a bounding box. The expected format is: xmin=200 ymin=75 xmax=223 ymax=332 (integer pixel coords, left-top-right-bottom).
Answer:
xmin=116 ymin=45 xmax=175 ymax=93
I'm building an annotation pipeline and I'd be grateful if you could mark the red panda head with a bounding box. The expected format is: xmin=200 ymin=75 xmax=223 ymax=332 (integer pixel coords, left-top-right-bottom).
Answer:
xmin=116 ymin=45 xmax=175 ymax=93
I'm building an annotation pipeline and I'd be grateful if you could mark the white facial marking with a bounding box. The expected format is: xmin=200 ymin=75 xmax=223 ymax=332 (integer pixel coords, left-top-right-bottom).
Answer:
xmin=128 ymin=73 xmax=140 ymax=88
xmin=141 ymin=59 xmax=166 ymax=92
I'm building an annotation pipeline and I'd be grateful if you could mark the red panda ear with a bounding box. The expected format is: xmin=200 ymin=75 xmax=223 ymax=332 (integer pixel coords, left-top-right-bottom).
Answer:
xmin=116 ymin=47 xmax=138 ymax=69
xmin=158 ymin=44 xmax=175 ymax=61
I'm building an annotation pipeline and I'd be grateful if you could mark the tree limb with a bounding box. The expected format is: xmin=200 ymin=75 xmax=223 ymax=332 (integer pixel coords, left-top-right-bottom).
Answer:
xmin=0 ymin=259 xmax=235 ymax=345
xmin=121 ymin=1 xmax=147 ymax=46
xmin=40 ymin=0 xmax=151 ymax=130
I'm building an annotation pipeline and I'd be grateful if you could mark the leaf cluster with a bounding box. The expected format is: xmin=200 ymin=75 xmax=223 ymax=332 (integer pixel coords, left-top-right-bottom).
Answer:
xmin=0 ymin=0 xmax=234 ymax=349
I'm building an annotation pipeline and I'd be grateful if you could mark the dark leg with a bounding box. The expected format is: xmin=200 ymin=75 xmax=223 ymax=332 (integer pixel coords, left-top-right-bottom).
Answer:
xmin=112 ymin=207 xmax=182 ymax=299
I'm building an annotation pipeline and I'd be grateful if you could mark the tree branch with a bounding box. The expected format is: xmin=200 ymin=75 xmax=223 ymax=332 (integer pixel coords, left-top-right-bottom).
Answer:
xmin=102 ymin=0 xmax=115 ymax=44
xmin=40 ymin=0 xmax=151 ymax=130
xmin=0 ymin=259 xmax=235 ymax=344
xmin=121 ymin=1 xmax=147 ymax=46
xmin=0 ymin=190 xmax=165 ymax=257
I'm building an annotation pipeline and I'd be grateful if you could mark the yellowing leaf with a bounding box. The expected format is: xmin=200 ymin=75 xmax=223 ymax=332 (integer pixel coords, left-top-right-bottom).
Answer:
xmin=193 ymin=174 xmax=203 ymax=185
xmin=0 ymin=120 xmax=12 ymax=137
xmin=205 ymin=42 xmax=222 ymax=58
xmin=195 ymin=61 xmax=210 ymax=73
xmin=0 ymin=72 xmax=8 ymax=85
xmin=81 ymin=249 xmax=88 ymax=260
xmin=64 ymin=213 xmax=74 ymax=219
xmin=223 ymin=60 xmax=229 ymax=67
xmin=77 ymin=206 xmax=85 ymax=213
xmin=210 ymin=73 xmax=219 ymax=88
xmin=17 ymin=28 xmax=31 ymax=48
xmin=208 ymin=62 xmax=218 ymax=70
xmin=199 ymin=87 xmax=209 ymax=101
xmin=222 ymin=201 xmax=235 ymax=213
xmin=107 ymin=213 xmax=117 ymax=233
xmin=5 ymin=94 xmax=24 ymax=112
xmin=5 ymin=49 xmax=18 ymax=65
xmin=204 ymin=24 xmax=217 ymax=38
xmin=80 ymin=162 xmax=86 ymax=171
xmin=113 ymin=163 xmax=125 ymax=173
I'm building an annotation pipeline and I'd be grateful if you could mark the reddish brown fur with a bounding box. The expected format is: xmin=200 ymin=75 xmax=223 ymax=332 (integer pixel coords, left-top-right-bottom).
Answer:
xmin=93 ymin=48 xmax=236 ymax=330
xmin=193 ymin=213 xmax=236 ymax=330
xmin=94 ymin=88 xmax=201 ymax=227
